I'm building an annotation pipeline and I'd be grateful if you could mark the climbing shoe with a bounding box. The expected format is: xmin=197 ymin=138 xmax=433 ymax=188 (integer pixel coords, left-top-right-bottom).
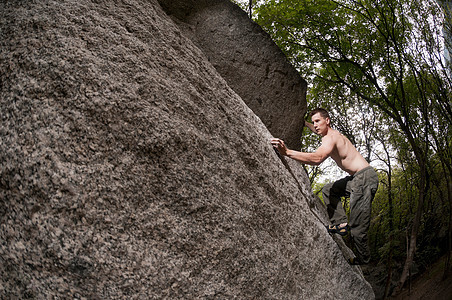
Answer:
xmin=326 ymin=224 xmax=350 ymax=236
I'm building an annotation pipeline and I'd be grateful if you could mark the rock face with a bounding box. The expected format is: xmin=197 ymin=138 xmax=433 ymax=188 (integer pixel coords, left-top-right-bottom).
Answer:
xmin=158 ymin=0 xmax=307 ymax=150
xmin=0 ymin=0 xmax=373 ymax=299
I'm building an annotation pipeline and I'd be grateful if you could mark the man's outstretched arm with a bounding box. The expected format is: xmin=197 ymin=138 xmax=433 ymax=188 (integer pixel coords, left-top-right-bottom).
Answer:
xmin=270 ymin=138 xmax=332 ymax=166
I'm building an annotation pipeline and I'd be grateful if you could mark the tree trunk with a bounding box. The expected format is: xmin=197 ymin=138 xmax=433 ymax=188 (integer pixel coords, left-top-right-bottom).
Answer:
xmin=381 ymin=140 xmax=394 ymax=299
xmin=384 ymin=234 xmax=393 ymax=299
xmin=393 ymin=163 xmax=427 ymax=295
xmin=384 ymin=174 xmax=394 ymax=299
xmin=443 ymin=178 xmax=452 ymax=280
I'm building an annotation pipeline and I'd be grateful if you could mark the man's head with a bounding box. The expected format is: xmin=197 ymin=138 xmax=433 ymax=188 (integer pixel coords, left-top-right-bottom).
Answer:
xmin=309 ymin=108 xmax=330 ymax=120
xmin=309 ymin=108 xmax=331 ymax=136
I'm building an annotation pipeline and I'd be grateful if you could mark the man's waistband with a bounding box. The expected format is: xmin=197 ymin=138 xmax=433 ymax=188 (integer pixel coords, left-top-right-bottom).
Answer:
xmin=354 ymin=166 xmax=375 ymax=177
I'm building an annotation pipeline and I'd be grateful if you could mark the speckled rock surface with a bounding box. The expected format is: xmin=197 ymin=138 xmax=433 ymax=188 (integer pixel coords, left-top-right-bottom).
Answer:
xmin=0 ymin=0 xmax=373 ymax=299
xmin=158 ymin=0 xmax=307 ymax=150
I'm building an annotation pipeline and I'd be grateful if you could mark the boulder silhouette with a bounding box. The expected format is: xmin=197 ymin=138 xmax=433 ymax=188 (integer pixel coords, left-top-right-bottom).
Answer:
xmin=0 ymin=0 xmax=374 ymax=299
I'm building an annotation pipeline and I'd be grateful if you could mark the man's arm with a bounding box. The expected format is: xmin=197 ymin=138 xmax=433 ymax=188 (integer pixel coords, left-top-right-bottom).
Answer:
xmin=271 ymin=137 xmax=334 ymax=166
xmin=305 ymin=120 xmax=319 ymax=135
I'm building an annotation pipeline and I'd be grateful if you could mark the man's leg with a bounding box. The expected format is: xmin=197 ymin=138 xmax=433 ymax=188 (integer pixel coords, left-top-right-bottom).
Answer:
xmin=322 ymin=176 xmax=352 ymax=225
xmin=349 ymin=169 xmax=379 ymax=264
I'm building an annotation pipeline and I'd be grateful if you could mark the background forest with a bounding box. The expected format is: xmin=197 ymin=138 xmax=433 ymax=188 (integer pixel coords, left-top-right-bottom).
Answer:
xmin=234 ymin=0 xmax=451 ymax=298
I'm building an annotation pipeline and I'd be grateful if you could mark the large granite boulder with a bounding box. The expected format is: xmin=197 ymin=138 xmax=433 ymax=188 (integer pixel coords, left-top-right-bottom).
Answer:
xmin=0 ymin=0 xmax=373 ymax=299
xmin=158 ymin=0 xmax=307 ymax=150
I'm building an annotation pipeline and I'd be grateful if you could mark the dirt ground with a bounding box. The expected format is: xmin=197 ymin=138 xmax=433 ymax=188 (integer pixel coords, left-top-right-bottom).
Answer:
xmin=391 ymin=255 xmax=452 ymax=300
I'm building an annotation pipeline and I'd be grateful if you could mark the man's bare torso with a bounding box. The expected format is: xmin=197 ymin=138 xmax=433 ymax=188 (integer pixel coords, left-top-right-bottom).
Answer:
xmin=324 ymin=128 xmax=370 ymax=175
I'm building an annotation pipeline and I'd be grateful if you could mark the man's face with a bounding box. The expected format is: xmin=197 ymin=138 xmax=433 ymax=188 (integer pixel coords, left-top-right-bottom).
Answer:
xmin=311 ymin=113 xmax=330 ymax=136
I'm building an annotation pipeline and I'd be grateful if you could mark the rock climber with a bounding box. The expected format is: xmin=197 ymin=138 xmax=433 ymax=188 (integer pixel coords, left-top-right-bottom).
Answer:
xmin=271 ymin=108 xmax=379 ymax=265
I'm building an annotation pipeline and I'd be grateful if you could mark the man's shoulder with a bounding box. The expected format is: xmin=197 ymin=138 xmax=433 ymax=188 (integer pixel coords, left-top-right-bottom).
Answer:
xmin=323 ymin=129 xmax=340 ymax=142
xmin=321 ymin=131 xmax=338 ymax=149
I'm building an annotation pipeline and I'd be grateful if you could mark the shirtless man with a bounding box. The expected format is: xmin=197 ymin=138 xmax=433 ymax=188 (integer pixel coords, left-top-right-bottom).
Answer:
xmin=271 ymin=108 xmax=379 ymax=265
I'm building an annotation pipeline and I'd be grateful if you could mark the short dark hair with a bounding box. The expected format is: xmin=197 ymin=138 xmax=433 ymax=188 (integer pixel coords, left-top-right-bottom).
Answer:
xmin=309 ymin=108 xmax=330 ymax=119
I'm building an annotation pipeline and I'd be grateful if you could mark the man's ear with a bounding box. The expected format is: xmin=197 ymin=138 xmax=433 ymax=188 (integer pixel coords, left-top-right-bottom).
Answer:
xmin=326 ymin=117 xmax=331 ymax=126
